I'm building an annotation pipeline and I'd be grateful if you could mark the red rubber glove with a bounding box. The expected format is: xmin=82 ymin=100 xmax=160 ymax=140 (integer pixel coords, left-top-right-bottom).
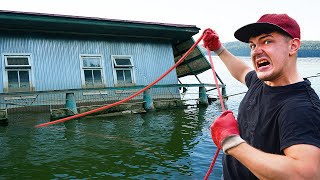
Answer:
xmin=211 ymin=110 xmax=245 ymax=153
xmin=203 ymin=28 xmax=225 ymax=55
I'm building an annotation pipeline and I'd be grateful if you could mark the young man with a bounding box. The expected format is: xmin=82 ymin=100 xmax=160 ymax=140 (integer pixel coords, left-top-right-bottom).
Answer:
xmin=204 ymin=14 xmax=320 ymax=179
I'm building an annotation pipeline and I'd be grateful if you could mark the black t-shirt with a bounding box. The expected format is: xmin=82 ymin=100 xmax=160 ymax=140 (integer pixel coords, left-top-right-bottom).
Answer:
xmin=222 ymin=71 xmax=320 ymax=180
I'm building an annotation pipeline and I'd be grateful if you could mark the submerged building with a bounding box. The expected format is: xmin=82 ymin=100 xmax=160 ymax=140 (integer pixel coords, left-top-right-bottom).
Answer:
xmin=0 ymin=10 xmax=224 ymax=121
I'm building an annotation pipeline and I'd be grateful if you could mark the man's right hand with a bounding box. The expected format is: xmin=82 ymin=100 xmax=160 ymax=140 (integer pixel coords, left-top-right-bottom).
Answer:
xmin=210 ymin=110 xmax=245 ymax=153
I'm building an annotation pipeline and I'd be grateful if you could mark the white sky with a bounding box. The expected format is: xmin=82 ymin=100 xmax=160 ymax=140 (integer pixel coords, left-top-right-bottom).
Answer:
xmin=1 ymin=0 xmax=320 ymax=42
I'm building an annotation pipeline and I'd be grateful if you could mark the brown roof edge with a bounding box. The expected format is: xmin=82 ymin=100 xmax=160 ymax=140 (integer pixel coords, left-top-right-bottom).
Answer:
xmin=0 ymin=9 xmax=199 ymax=29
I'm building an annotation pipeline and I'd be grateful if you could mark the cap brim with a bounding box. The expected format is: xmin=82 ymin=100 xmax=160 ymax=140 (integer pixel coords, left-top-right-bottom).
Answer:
xmin=234 ymin=22 xmax=288 ymax=43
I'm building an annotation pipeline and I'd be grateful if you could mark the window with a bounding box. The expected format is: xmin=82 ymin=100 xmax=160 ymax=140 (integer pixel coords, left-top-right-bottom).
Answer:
xmin=80 ymin=55 xmax=105 ymax=88
xmin=112 ymin=55 xmax=135 ymax=86
xmin=3 ymin=54 xmax=33 ymax=92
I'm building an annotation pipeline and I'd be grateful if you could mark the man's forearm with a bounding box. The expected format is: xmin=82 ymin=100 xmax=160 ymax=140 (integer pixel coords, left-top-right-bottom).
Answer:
xmin=227 ymin=143 xmax=320 ymax=180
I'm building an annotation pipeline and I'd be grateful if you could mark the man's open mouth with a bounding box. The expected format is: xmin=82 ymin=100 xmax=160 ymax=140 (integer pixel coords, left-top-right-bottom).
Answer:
xmin=257 ymin=60 xmax=270 ymax=68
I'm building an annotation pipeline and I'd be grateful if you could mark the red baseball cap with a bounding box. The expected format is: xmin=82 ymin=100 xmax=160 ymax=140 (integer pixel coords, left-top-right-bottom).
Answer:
xmin=234 ymin=14 xmax=300 ymax=43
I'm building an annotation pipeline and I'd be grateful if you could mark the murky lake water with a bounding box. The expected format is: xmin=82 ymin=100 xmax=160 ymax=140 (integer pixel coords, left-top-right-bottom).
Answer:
xmin=1 ymin=57 xmax=319 ymax=179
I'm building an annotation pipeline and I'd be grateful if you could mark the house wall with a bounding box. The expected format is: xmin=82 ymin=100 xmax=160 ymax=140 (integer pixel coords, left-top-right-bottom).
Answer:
xmin=0 ymin=31 xmax=179 ymax=93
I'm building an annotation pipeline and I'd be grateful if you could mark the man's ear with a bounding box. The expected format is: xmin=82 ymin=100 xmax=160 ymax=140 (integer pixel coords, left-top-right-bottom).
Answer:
xmin=289 ymin=38 xmax=301 ymax=56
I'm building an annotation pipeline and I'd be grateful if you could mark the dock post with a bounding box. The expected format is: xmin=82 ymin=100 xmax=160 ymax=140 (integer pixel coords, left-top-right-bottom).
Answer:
xmin=222 ymin=85 xmax=226 ymax=97
xmin=66 ymin=93 xmax=78 ymax=114
xmin=143 ymin=89 xmax=154 ymax=111
xmin=0 ymin=109 xmax=8 ymax=125
xmin=199 ymin=86 xmax=208 ymax=106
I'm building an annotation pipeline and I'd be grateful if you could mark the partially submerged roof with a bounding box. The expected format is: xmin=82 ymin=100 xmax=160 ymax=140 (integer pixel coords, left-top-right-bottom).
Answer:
xmin=0 ymin=10 xmax=211 ymax=77
xmin=173 ymin=39 xmax=210 ymax=78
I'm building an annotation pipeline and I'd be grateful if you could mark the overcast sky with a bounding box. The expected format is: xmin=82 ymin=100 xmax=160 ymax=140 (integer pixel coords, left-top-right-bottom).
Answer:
xmin=1 ymin=0 xmax=320 ymax=42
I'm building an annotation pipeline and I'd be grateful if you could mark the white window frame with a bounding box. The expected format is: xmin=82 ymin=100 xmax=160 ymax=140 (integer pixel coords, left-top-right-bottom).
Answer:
xmin=111 ymin=55 xmax=136 ymax=86
xmin=79 ymin=54 xmax=106 ymax=88
xmin=2 ymin=53 xmax=34 ymax=92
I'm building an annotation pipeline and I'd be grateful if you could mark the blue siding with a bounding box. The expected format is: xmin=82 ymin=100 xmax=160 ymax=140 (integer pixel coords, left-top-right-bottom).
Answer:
xmin=0 ymin=32 xmax=178 ymax=93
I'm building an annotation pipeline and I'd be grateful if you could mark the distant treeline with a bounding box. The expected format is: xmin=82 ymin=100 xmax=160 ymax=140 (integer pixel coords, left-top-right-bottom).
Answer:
xmin=199 ymin=41 xmax=320 ymax=57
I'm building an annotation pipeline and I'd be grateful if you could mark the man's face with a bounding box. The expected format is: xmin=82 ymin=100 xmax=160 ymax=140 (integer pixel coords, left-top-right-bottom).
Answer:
xmin=248 ymin=32 xmax=292 ymax=85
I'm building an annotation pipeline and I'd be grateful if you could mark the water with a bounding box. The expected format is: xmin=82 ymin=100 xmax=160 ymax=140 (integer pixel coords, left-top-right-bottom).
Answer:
xmin=1 ymin=57 xmax=319 ymax=180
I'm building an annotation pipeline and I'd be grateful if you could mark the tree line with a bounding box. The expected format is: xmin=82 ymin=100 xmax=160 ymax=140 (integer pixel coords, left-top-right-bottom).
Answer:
xmin=199 ymin=41 xmax=320 ymax=57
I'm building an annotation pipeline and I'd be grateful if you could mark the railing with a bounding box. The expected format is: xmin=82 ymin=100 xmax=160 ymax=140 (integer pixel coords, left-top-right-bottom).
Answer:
xmin=0 ymin=83 xmax=226 ymax=119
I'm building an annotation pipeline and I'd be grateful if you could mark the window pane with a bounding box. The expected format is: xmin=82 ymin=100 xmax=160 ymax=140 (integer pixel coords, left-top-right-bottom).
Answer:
xmin=93 ymin=70 xmax=103 ymax=85
xmin=7 ymin=57 xmax=29 ymax=65
xmin=124 ymin=70 xmax=132 ymax=83
xmin=19 ymin=71 xmax=30 ymax=88
xmin=84 ymin=70 xmax=94 ymax=87
xmin=83 ymin=57 xmax=101 ymax=67
xmin=116 ymin=70 xmax=125 ymax=85
xmin=8 ymin=71 xmax=19 ymax=88
xmin=115 ymin=58 xmax=132 ymax=66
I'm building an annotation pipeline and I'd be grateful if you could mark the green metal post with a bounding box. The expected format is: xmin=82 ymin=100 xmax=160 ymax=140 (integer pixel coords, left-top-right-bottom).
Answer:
xmin=143 ymin=89 xmax=154 ymax=111
xmin=66 ymin=93 xmax=78 ymax=114
xmin=0 ymin=109 xmax=8 ymax=125
xmin=199 ymin=86 xmax=208 ymax=106
xmin=222 ymin=85 xmax=226 ymax=97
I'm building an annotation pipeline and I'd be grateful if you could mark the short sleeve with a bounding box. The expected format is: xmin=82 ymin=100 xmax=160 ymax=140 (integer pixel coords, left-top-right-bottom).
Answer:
xmin=278 ymin=105 xmax=320 ymax=151
xmin=245 ymin=70 xmax=258 ymax=88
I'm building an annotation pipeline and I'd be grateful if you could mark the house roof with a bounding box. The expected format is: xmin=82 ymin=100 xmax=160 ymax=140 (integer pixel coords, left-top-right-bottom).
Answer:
xmin=0 ymin=10 xmax=211 ymax=77
xmin=0 ymin=10 xmax=200 ymax=44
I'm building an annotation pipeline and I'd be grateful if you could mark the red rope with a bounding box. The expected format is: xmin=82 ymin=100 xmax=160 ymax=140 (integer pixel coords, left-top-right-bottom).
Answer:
xmin=34 ymin=32 xmax=225 ymax=180
xmin=204 ymin=148 xmax=221 ymax=180
xmin=207 ymin=49 xmax=226 ymax=111
xmin=34 ymin=34 xmax=204 ymax=128
xmin=204 ymin=48 xmax=225 ymax=179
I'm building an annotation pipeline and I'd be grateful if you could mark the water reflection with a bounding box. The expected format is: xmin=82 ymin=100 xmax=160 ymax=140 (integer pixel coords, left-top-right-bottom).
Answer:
xmin=0 ymin=104 xmax=225 ymax=179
